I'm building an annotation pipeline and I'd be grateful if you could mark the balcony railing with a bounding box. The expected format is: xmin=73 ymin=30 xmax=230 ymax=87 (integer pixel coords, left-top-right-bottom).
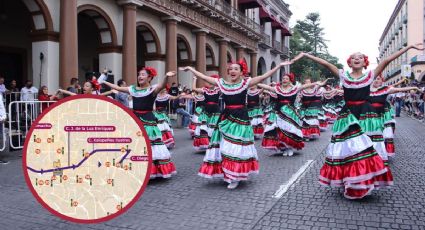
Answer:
xmin=282 ymin=46 xmax=289 ymax=57
xmin=200 ymin=0 xmax=261 ymax=34
xmin=258 ymin=25 xmax=271 ymax=47
xmin=273 ymin=40 xmax=282 ymax=52
xmin=402 ymin=14 xmax=407 ymax=23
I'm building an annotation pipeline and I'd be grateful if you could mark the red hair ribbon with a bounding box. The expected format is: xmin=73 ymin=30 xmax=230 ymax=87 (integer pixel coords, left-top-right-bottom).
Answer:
xmin=286 ymin=72 xmax=295 ymax=83
xmin=91 ymin=79 xmax=101 ymax=91
xmin=142 ymin=66 xmax=158 ymax=78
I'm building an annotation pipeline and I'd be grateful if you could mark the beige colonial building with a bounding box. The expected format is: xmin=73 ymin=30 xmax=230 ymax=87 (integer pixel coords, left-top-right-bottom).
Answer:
xmin=0 ymin=0 xmax=291 ymax=91
xmin=378 ymin=0 xmax=425 ymax=85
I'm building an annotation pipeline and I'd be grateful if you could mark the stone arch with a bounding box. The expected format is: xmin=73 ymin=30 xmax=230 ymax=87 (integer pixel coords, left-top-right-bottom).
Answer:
xmin=177 ymin=34 xmax=193 ymax=66
xmin=77 ymin=4 xmax=118 ymax=47
xmin=21 ymin=0 xmax=54 ymax=31
xmin=136 ymin=22 xmax=162 ymax=67
xmin=206 ymin=43 xmax=215 ymax=67
xmin=257 ymin=57 xmax=266 ymax=76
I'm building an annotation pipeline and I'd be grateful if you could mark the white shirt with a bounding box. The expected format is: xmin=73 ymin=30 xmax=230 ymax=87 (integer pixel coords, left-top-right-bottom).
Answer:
xmin=0 ymin=94 xmax=6 ymax=121
xmin=20 ymin=86 xmax=38 ymax=101
xmin=0 ymin=84 xmax=7 ymax=94
xmin=395 ymin=92 xmax=405 ymax=98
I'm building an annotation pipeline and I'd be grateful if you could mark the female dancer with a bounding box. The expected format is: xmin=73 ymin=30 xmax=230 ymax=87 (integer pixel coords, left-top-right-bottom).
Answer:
xmin=258 ymin=75 xmax=328 ymax=156
xmin=298 ymin=78 xmax=323 ymax=140
xmin=297 ymin=43 xmax=423 ymax=199
xmin=98 ymin=67 xmax=177 ymax=179
xmin=322 ymin=86 xmax=338 ymax=123
xmin=370 ymin=76 xmax=421 ymax=157
xmin=180 ymin=59 xmax=293 ymax=189
xmin=155 ymin=89 xmax=179 ymax=149
xmin=191 ymin=75 xmax=221 ymax=151
xmin=247 ymin=85 xmax=264 ymax=139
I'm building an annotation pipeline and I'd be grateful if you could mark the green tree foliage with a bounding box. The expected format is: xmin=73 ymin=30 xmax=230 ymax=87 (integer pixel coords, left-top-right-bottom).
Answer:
xmin=290 ymin=12 xmax=343 ymax=84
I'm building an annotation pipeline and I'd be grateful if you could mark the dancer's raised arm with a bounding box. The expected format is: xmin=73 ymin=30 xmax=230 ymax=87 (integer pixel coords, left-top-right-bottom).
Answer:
xmin=249 ymin=61 xmax=292 ymax=86
xmin=390 ymin=77 xmax=408 ymax=88
xmin=99 ymin=71 xmax=130 ymax=93
xmin=300 ymin=52 xmax=339 ymax=77
xmin=375 ymin=43 xmax=423 ymax=77
xmin=154 ymin=71 xmax=176 ymax=94
xmin=191 ymin=76 xmax=204 ymax=94
xmin=58 ymin=89 xmax=76 ymax=96
xmin=257 ymin=83 xmax=276 ymax=93
xmin=300 ymin=78 xmax=331 ymax=90
xmin=389 ymin=86 xmax=422 ymax=94
xmin=180 ymin=66 xmax=217 ymax=86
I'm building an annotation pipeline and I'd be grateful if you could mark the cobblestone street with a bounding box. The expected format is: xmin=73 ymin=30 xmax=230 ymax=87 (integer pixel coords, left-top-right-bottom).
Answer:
xmin=0 ymin=115 xmax=424 ymax=229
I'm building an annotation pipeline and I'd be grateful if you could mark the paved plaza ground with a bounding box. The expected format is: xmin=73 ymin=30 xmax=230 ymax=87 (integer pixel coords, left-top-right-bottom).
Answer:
xmin=0 ymin=115 xmax=424 ymax=229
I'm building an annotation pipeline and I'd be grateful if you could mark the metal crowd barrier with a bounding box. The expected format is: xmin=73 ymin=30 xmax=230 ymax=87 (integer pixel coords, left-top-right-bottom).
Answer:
xmin=7 ymin=100 xmax=55 ymax=149
xmin=0 ymin=122 xmax=5 ymax=152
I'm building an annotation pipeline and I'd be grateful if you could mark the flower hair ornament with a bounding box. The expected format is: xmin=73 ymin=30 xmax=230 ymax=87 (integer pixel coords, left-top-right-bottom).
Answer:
xmin=91 ymin=79 xmax=101 ymax=91
xmin=346 ymin=53 xmax=369 ymax=69
xmin=286 ymin=72 xmax=296 ymax=83
xmin=142 ymin=66 xmax=158 ymax=78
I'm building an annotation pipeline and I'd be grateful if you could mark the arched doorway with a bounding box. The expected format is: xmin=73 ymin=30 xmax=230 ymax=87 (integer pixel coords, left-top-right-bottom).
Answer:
xmin=77 ymin=5 xmax=118 ymax=84
xmin=206 ymin=44 xmax=215 ymax=70
xmin=177 ymin=35 xmax=192 ymax=88
xmin=257 ymin=57 xmax=266 ymax=76
xmin=270 ymin=62 xmax=277 ymax=82
xmin=227 ymin=51 xmax=233 ymax=63
xmin=0 ymin=0 xmax=53 ymax=89
xmin=137 ymin=23 xmax=161 ymax=69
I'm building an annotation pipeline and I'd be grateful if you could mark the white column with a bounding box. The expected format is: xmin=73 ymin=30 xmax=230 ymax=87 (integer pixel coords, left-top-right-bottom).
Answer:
xmin=32 ymin=41 xmax=60 ymax=91
xmin=99 ymin=53 xmax=122 ymax=84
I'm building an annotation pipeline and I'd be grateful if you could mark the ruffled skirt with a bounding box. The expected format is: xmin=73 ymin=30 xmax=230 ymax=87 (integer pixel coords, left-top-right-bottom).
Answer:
xmin=136 ymin=112 xmax=176 ymax=179
xmin=319 ymin=107 xmax=392 ymax=199
xmin=198 ymin=110 xmax=259 ymax=183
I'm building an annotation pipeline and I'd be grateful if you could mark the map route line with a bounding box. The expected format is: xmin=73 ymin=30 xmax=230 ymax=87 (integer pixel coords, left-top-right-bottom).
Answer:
xmin=27 ymin=148 xmax=132 ymax=174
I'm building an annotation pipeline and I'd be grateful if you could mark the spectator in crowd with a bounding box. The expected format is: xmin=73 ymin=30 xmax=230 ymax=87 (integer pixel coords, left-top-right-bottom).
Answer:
xmin=169 ymin=82 xmax=179 ymax=113
xmin=115 ymin=79 xmax=130 ymax=107
xmin=169 ymin=82 xmax=179 ymax=96
xmin=38 ymin=86 xmax=60 ymax=112
xmin=0 ymin=76 xmax=7 ymax=94
xmin=6 ymin=80 xmax=19 ymax=125
xmin=20 ymin=80 xmax=38 ymax=101
xmin=394 ymin=87 xmax=405 ymax=117
xmin=0 ymin=92 xmax=8 ymax=164
xmin=65 ymin=77 xmax=81 ymax=97
xmin=176 ymin=89 xmax=192 ymax=127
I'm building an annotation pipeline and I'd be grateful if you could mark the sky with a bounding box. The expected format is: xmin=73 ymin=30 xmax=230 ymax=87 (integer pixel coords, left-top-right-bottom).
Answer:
xmin=284 ymin=0 xmax=399 ymax=69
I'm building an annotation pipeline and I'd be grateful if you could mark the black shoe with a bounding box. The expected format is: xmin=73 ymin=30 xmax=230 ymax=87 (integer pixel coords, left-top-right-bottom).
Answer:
xmin=0 ymin=160 xmax=9 ymax=164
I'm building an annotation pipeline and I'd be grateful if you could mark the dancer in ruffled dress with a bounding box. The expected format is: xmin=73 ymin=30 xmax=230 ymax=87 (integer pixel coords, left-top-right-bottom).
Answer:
xmin=181 ymin=59 xmax=293 ymax=189
xmin=99 ymin=67 xmax=177 ymax=179
xmin=296 ymin=42 xmax=423 ymax=199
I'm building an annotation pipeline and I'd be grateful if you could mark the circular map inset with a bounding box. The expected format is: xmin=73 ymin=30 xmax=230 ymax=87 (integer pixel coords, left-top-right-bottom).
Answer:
xmin=23 ymin=95 xmax=151 ymax=223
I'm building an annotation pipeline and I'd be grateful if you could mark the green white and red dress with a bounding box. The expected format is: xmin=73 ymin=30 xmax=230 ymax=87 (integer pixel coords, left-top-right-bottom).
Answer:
xmin=154 ymin=94 xmax=175 ymax=149
xmin=198 ymin=78 xmax=259 ymax=183
xmin=192 ymin=94 xmax=209 ymax=151
xmin=322 ymin=91 xmax=338 ymax=123
xmin=316 ymin=87 xmax=328 ymax=131
xmin=129 ymin=85 xmax=176 ymax=179
xmin=319 ymin=70 xmax=392 ymax=199
xmin=261 ymin=83 xmax=305 ymax=153
xmin=299 ymin=86 xmax=321 ymax=139
xmin=202 ymin=86 xmax=221 ymax=137
xmin=247 ymin=88 xmax=264 ymax=139
xmin=369 ymin=86 xmax=394 ymax=186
